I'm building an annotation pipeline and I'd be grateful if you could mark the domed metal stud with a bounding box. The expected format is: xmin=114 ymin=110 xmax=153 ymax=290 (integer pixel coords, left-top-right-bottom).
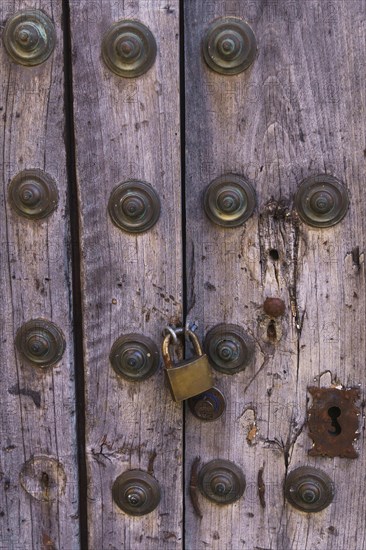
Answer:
xmin=15 ymin=319 xmax=65 ymax=368
xmin=204 ymin=174 xmax=256 ymax=227
xmin=285 ymin=466 xmax=335 ymax=513
xmin=198 ymin=459 xmax=245 ymax=504
xmin=112 ymin=470 xmax=161 ymax=516
xmin=202 ymin=17 xmax=257 ymax=75
xmin=108 ymin=180 xmax=160 ymax=233
xmin=8 ymin=169 xmax=58 ymax=220
xmin=294 ymin=174 xmax=349 ymax=228
xmin=3 ymin=9 xmax=56 ymax=66
xmin=102 ymin=20 xmax=157 ymax=78
xmin=188 ymin=387 xmax=226 ymax=421
xmin=204 ymin=323 xmax=255 ymax=375
xmin=20 ymin=456 xmax=66 ymax=501
xmin=110 ymin=333 xmax=160 ymax=381
xmin=263 ymin=297 xmax=286 ymax=318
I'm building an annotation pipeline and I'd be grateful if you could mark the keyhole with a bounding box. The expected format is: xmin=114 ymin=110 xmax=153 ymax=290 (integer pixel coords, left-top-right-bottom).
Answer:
xmin=328 ymin=406 xmax=341 ymax=436
xmin=269 ymin=249 xmax=279 ymax=261
xmin=267 ymin=320 xmax=277 ymax=341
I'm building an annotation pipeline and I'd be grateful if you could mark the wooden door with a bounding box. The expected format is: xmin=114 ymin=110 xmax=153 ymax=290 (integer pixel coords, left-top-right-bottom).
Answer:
xmin=0 ymin=2 xmax=365 ymax=550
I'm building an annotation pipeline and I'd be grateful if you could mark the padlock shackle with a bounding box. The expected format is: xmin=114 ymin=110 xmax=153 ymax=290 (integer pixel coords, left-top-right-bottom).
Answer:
xmin=162 ymin=329 xmax=203 ymax=371
xmin=162 ymin=333 xmax=174 ymax=370
xmin=186 ymin=329 xmax=203 ymax=357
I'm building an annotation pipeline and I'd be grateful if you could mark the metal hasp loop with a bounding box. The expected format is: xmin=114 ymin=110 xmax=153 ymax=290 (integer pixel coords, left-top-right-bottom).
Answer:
xmin=204 ymin=174 xmax=256 ymax=227
xmin=102 ymin=20 xmax=157 ymax=78
xmin=162 ymin=325 xmax=179 ymax=345
xmin=162 ymin=328 xmax=202 ymax=370
xmin=112 ymin=470 xmax=161 ymax=516
xmin=202 ymin=17 xmax=257 ymax=75
xmin=8 ymin=169 xmax=58 ymax=220
xmin=204 ymin=323 xmax=255 ymax=374
xmin=294 ymin=174 xmax=349 ymax=228
xmin=285 ymin=466 xmax=335 ymax=513
xmin=108 ymin=180 xmax=161 ymax=233
xmin=198 ymin=459 xmax=246 ymax=504
xmin=3 ymin=9 xmax=56 ymax=66
xmin=110 ymin=333 xmax=160 ymax=381
xmin=15 ymin=318 xmax=65 ymax=368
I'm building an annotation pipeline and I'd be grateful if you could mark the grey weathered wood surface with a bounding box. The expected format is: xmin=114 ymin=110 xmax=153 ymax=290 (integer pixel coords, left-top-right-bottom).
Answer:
xmin=69 ymin=1 xmax=183 ymax=548
xmin=0 ymin=2 xmax=79 ymax=549
xmin=1 ymin=1 xmax=365 ymax=548
xmin=184 ymin=1 xmax=366 ymax=549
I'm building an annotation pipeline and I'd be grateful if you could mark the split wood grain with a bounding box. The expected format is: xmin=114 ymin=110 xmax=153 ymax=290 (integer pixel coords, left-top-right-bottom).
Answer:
xmin=69 ymin=1 xmax=183 ymax=548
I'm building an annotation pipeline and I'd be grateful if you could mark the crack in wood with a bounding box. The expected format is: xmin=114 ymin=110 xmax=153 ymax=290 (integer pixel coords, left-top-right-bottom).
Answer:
xmin=147 ymin=449 xmax=157 ymax=475
xmin=187 ymin=241 xmax=196 ymax=315
xmin=257 ymin=464 xmax=266 ymax=509
xmin=263 ymin=420 xmax=305 ymax=473
xmin=351 ymin=246 xmax=361 ymax=270
xmin=189 ymin=456 xmax=202 ymax=519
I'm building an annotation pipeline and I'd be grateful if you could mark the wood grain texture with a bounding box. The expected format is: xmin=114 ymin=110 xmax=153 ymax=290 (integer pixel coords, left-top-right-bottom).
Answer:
xmin=69 ymin=1 xmax=183 ymax=548
xmin=184 ymin=1 xmax=366 ymax=549
xmin=0 ymin=1 xmax=79 ymax=549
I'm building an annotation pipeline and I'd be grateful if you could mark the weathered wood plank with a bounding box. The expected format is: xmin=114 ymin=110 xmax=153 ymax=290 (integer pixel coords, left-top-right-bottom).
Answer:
xmin=69 ymin=1 xmax=183 ymax=548
xmin=0 ymin=2 xmax=79 ymax=549
xmin=184 ymin=1 xmax=366 ymax=549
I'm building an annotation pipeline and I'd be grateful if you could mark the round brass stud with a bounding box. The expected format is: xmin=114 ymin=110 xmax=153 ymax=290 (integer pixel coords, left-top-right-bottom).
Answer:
xmin=285 ymin=466 xmax=335 ymax=513
xmin=112 ymin=470 xmax=161 ymax=516
xmin=8 ymin=169 xmax=58 ymax=220
xmin=188 ymin=387 xmax=226 ymax=421
xmin=20 ymin=456 xmax=66 ymax=501
xmin=15 ymin=319 xmax=65 ymax=368
xmin=204 ymin=174 xmax=256 ymax=227
xmin=102 ymin=20 xmax=157 ymax=78
xmin=294 ymin=174 xmax=349 ymax=228
xmin=202 ymin=17 xmax=257 ymax=75
xmin=204 ymin=323 xmax=255 ymax=375
xmin=3 ymin=10 xmax=56 ymax=66
xmin=198 ymin=459 xmax=245 ymax=504
xmin=110 ymin=333 xmax=160 ymax=381
xmin=108 ymin=180 xmax=160 ymax=233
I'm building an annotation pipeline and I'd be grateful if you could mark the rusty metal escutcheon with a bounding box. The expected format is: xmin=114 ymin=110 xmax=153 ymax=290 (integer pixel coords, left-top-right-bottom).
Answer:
xmin=307 ymin=386 xmax=360 ymax=459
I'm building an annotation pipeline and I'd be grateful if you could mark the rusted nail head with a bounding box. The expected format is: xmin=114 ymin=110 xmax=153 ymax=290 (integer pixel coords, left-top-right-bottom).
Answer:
xmin=263 ymin=297 xmax=286 ymax=318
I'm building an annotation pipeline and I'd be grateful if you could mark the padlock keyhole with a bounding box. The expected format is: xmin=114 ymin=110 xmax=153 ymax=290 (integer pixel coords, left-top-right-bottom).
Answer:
xmin=327 ymin=406 xmax=341 ymax=436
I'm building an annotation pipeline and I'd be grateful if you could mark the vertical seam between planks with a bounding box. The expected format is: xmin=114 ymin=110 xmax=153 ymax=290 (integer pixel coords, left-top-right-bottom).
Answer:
xmin=179 ymin=1 xmax=187 ymax=548
xmin=61 ymin=2 xmax=88 ymax=548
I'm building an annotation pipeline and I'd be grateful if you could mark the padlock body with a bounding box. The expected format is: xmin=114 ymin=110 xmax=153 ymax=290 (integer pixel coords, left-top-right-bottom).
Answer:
xmin=165 ymin=354 xmax=213 ymax=402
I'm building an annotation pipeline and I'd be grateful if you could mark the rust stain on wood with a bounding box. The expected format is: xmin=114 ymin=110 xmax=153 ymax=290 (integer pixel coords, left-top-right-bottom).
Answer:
xmin=42 ymin=533 xmax=56 ymax=550
xmin=247 ymin=423 xmax=258 ymax=446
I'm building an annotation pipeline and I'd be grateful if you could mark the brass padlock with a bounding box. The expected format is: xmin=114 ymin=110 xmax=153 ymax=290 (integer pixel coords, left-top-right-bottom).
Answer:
xmin=162 ymin=329 xmax=213 ymax=402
